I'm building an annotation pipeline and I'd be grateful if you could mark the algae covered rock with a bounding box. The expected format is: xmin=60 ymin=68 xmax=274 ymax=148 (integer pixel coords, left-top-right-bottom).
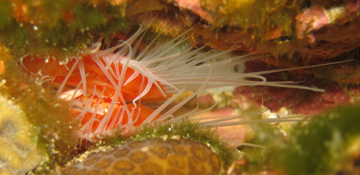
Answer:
xmin=236 ymin=105 xmax=360 ymax=175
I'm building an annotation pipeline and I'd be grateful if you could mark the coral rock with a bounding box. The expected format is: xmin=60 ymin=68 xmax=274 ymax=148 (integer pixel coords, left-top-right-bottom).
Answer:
xmin=0 ymin=96 xmax=44 ymax=175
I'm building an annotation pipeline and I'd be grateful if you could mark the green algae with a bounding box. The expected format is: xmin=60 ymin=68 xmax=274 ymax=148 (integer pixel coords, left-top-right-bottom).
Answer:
xmin=238 ymin=105 xmax=360 ymax=174
xmin=272 ymin=105 xmax=360 ymax=175
xmin=234 ymin=114 xmax=283 ymax=173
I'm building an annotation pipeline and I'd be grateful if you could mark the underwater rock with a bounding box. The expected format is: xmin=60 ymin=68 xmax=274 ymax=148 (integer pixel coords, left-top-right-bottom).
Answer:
xmin=133 ymin=0 xmax=360 ymax=59
xmin=233 ymin=50 xmax=360 ymax=115
xmin=234 ymin=83 xmax=360 ymax=115
xmin=1 ymin=0 xmax=360 ymax=64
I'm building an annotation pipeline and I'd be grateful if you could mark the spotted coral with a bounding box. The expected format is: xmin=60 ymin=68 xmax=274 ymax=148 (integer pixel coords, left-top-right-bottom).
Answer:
xmin=61 ymin=138 xmax=221 ymax=175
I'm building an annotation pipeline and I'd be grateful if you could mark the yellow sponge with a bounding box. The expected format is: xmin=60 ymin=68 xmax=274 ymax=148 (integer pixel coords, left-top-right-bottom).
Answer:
xmin=62 ymin=139 xmax=221 ymax=175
